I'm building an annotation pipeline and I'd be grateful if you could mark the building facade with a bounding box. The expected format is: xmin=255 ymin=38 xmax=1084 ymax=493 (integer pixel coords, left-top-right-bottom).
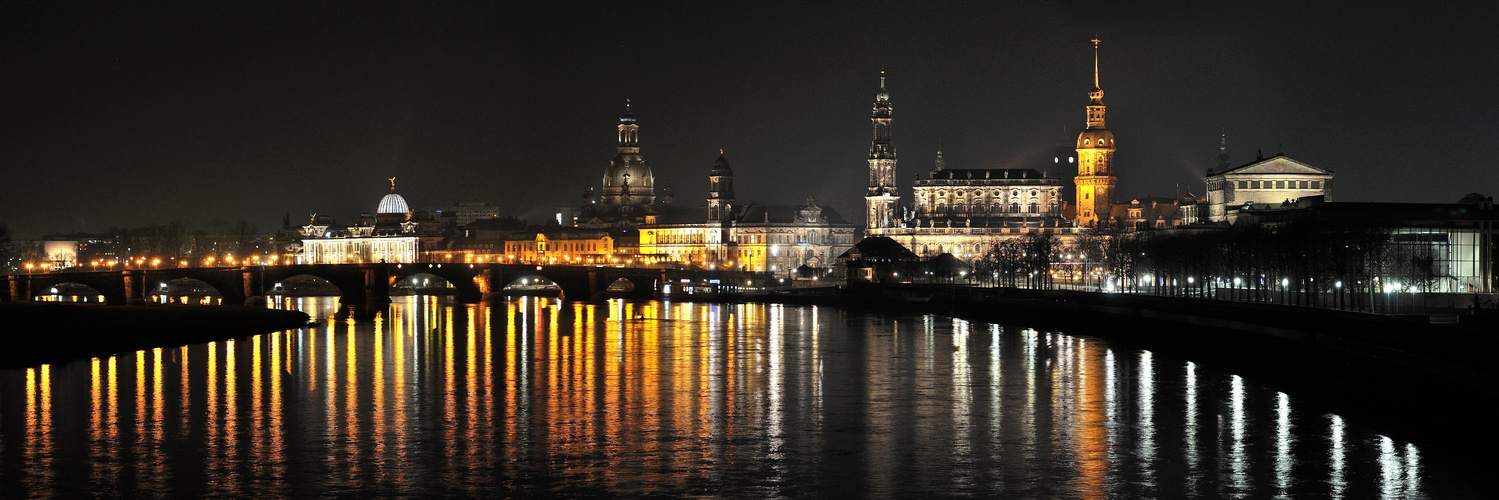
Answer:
xmin=640 ymin=154 xmax=858 ymax=275
xmin=854 ymin=64 xmax=1086 ymax=261
xmin=1205 ymin=154 xmax=1334 ymax=223
xmin=295 ymin=181 xmax=421 ymax=264
xmin=504 ymin=229 xmax=615 ymax=265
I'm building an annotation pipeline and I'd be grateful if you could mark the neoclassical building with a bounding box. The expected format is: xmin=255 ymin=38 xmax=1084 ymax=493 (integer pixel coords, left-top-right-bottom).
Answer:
xmin=1205 ymin=153 xmax=1334 ymax=223
xmin=297 ymin=180 xmax=420 ymax=264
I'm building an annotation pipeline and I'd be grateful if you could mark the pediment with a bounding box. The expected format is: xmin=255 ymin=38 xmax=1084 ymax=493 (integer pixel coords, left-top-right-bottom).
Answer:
xmin=1222 ymin=156 xmax=1332 ymax=176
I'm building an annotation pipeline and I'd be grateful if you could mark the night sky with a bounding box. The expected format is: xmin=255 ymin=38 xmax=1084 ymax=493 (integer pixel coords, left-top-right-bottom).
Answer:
xmin=4 ymin=1 xmax=1495 ymax=238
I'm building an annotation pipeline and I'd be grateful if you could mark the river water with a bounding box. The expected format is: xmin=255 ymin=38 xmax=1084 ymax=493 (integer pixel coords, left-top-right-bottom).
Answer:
xmin=0 ymin=296 xmax=1486 ymax=498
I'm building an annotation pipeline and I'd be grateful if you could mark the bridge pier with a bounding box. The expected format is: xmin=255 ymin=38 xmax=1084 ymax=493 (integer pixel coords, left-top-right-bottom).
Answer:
xmin=363 ymin=264 xmax=391 ymax=320
xmin=479 ymin=267 xmax=508 ymax=302
xmin=122 ymin=270 xmax=147 ymax=306
xmin=6 ymin=275 xmax=29 ymax=302
xmin=242 ymin=267 xmax=265 ymax=307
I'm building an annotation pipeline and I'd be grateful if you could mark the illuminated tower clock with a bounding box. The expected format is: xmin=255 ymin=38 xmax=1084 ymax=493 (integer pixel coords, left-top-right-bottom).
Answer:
xmin=865 ymin=71 xmax=899 ymax=234
xmin=1074 ymin=39 xmax=1118 ymax=227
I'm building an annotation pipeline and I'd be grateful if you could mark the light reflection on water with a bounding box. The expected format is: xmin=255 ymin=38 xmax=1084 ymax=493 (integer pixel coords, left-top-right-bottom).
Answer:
xmin=0 ymin=296 xmax=1483 ymax=497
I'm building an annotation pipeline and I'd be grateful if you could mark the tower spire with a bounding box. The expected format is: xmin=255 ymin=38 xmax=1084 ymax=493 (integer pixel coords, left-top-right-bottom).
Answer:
xmin=1074 ymin=37 xmax=1118 ymax=227
xmin=1092 ymin=37 xmax=1101 ymax=90
xmin=865 ymin=69 xmax=898 ymax=234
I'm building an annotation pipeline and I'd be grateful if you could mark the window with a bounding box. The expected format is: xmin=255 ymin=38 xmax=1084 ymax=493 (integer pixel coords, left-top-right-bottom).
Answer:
xmin=1312 ymin=180 xmax=1321 ymax=189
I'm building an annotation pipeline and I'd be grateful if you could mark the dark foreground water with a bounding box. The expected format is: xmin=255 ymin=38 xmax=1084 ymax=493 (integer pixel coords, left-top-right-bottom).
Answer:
xmin=0 ymin=296 xmax=1486 ymax=498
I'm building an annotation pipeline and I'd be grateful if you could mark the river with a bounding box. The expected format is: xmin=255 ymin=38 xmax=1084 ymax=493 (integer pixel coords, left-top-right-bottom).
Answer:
xmin=0 ymin=296 xmax=1486 ymax=497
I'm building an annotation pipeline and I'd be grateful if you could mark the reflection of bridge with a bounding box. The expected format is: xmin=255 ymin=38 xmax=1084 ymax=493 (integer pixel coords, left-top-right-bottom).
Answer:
xmin=4 ymin=264 xmax=668 ymax=319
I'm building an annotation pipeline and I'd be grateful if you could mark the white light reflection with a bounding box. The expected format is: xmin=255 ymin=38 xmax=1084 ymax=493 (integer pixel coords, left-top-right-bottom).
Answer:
xmin=1378 ymin=436 xmax=1399 ymax=499
xmin=1403 ymin=443 xmax=1421 ymax=495
xmin=1137 ymin=351 xmax=1155 ymax=493
xmin=1183 ymin=361 xmax=1201 ymax=496
xmin=989 ymin=324 xmax=1002 ymax=450
xmin=1329 ymin=414 xmax=1346 ymax=499
xmin=767 ymin=304 xmax=785 ymax=463
xmin=951 ymin=318 xmax=972 ymax=484
xmin=1228 ymin=374 xmax=1247 ymax=496
xmin=1275 ymin=392 xmax=1293 ymax=498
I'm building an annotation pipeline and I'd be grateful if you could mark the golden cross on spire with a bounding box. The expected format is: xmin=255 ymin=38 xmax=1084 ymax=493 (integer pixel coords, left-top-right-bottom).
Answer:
xmin=1092 ymin=37 xmax=1101 ymax=89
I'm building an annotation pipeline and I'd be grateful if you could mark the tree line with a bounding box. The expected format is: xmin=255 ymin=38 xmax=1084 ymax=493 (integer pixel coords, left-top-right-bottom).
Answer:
xmin=967 ymin=221 xmax=1446 ymax=311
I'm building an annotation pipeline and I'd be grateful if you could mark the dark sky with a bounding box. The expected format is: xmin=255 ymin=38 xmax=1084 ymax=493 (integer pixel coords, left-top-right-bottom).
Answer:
xmin=4 ymin=1 xmax=1495 ymax=238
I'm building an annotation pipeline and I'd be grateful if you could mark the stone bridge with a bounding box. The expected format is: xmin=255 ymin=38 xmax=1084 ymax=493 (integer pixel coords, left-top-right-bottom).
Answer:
xmin=4 ymin=263 xmax=668 ymax=320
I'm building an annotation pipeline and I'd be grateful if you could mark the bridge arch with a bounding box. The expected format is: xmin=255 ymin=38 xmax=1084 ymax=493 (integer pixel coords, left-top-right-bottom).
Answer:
xmin=151 ymin=277 xmax=225 ymax=305
xmin=266 ymin=274 xmax=343 ymax=296
xmin=34 ymin=282 xmax=108 ymax=304
xmin=391 ymin=263 xmax=484 ymax=302
xmin=502 ymin=275 xmax=563 ymax=297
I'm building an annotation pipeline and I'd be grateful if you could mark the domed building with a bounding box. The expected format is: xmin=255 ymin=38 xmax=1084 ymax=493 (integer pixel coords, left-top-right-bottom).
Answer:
xmin=297 ymin=178 xmax=420 ymax=264
xmin=579 ymin=101 xmax=658 ymax=228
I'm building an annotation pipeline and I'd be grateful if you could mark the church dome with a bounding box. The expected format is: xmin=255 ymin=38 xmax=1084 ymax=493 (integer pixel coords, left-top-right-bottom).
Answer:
xmin=377 ymin=193 xmax=410 ymax=214
xmin=1076 ymin=128 xmax=1116 ymax=150
xmin=710 ymin=154 xmax=732 ymax=176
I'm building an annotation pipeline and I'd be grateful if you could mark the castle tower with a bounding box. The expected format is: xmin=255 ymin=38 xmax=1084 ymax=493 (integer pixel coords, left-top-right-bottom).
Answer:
xmin=1074 ymin=39 xmax=1118 ymax=227
xmin=707 ymin=151 xmax=734 ymax=221
xmin=865 ymin=71 xmax=899 ymax=235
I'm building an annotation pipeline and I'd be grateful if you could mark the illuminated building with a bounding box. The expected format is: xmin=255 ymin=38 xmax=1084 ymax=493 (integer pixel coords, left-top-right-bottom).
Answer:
xmin=854 ymin=72 xmax=1079 ymax=260
xmin=865 ymin=71 xmax=900 ymax=235
xmin=296 ymin=179 xmax=420 ymax=264
xmin=1243 ymin=195 xmax=1497 ymax=293
xmin=1205 ymin=153 xmax=1335 ymax=223
xmin=503 ymin=229 xmax=615 ymax=264
xmin=1074 ymin=38 xmax=1118 ymax=227
xmin=640 ymin=154 xmax=858 ymax=275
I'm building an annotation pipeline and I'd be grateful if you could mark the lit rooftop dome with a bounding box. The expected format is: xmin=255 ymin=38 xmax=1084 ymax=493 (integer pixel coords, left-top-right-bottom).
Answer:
xmin=377 ymin=177 xmax=410 ymax=214
xmin=378 ymin=193 xmax=409 ymax=214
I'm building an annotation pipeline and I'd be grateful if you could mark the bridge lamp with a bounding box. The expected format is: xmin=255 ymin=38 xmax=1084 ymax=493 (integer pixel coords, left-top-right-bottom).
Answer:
xmin=1335 ymin=281 xmax=1343 ymax=289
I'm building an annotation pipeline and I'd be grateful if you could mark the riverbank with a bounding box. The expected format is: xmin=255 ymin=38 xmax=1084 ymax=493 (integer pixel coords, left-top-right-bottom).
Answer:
xmin=748 ymin=284 xmax=1499 ymax=448
xmin=0 ymin=303 xmax=310 ymax=368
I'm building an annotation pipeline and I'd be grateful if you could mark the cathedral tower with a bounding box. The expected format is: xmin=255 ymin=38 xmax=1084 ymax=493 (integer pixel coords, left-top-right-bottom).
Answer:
xmin=1074 ymin=39 xmax=1118 ymax=227
xmin=598 ymin=100 xmax=656 ymax=220
xmin=707 ymin=151 xmax=734 ymax=221
xmin=865 ymin=71 xmax=899 ymax=234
